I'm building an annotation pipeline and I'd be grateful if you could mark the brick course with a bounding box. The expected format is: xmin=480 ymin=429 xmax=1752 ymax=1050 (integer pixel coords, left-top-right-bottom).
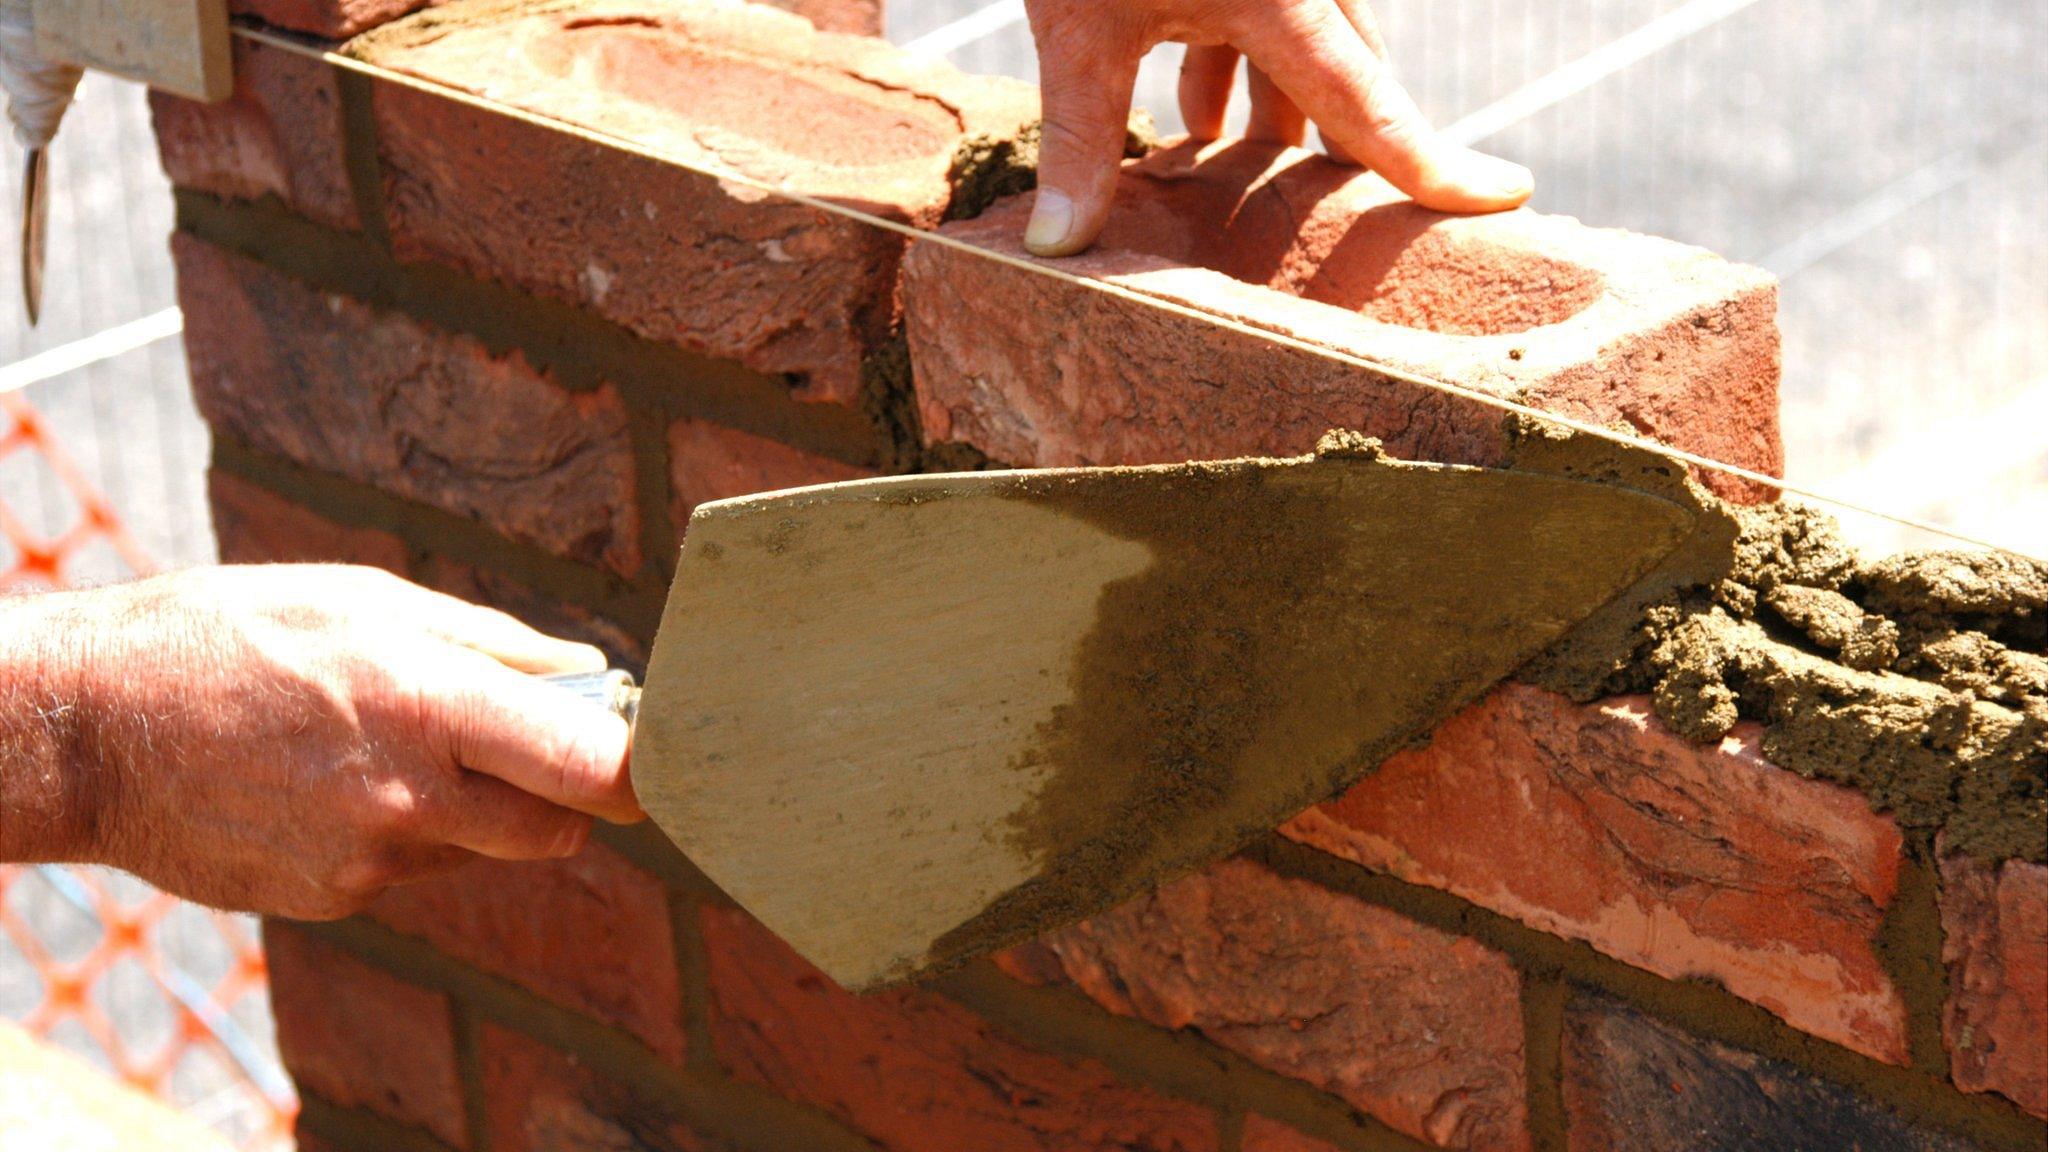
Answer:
xmin=354 ymin=0 xmax=1034 ymax=406
xmin=702 ymin=905 xmax=1220 ymax=1152
xmin=175 ymin=235 xmax=642 ymax=576
xmin=208 ymin=470 xmax=410 ymax=572
xmin=1941 ymin=852 xmax=2048 ymax=1119
xmin=1282 ymin=683 xmax=1909 ymax=1063
xmin=264 ymin=923 xmax=467 ymax=1148
xmin=479 ymin=1023 xmax=727 ymax=1152
xmin=368 ymin=842 xmax=685 ymax=1063
xmin=998 ymin=859 xmax=1529 ymax=1152
xmin=668 ymin=417 xmax=873 ymax=527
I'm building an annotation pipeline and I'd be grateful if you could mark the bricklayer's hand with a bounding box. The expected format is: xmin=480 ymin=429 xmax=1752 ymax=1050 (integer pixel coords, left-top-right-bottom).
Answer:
xmin=0 ymin=565 xmax=639 ymax=918
xmin=1020 ymin=0 xmax=1535 ymax=256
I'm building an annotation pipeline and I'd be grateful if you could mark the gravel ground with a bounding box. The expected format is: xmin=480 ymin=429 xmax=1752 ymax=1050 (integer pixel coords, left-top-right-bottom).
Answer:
xmin=0 ymin=0 xmax=2040 ymax=1146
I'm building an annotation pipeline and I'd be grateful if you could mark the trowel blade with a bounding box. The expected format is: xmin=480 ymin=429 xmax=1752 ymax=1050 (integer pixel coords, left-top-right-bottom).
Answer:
xmin=631 ymin=448 xmax=1695 ymax=991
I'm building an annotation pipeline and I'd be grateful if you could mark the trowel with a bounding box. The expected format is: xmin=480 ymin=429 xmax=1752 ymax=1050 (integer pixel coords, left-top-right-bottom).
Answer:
xmin=553 ymin=442 xmax=1697 ymax=992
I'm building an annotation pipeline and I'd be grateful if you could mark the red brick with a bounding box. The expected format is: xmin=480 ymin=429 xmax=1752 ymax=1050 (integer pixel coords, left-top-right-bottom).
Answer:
xmin=368 ymin=842 xmax=684 ymax=1063
xmin=208 ymin=470 xmax=411 ymax=572
xmin=417 ymin=554 xmax=647 ymax=672
xmin=905 ymin=139 xmax=1780 ymax=502
xmin=175 ymin=234 xmax=642 ymax=576
xmin=230 ymin=0 xmax=433 ymax=39
xmin=1940 ymin=851 xmax=2048 ymax=1118
xmin=668 ymin=417 xmax=873 ymax=528
xmin=1282 ymin=683 xmax=1907 ymax=1064
xmin=701 ymin=905 xmax=1218 ymax=1152
xmin=150 ymin=37 xmax=355 ymax=230
xmin=352 ymin=0 xmax=1035 ymax=406
xmin=996 ymin=859 xmax=1528 ymax=1152
xmin=1240 ymin=1117 xmax=1343 ymax=1152
xmin=1562 ymin=995 xmax=1973 ymax=1152
xmin=479 ymin=1024 xmax=728 ymax=1152
xmin=263 ymin=922 xmax=467 ymax=1148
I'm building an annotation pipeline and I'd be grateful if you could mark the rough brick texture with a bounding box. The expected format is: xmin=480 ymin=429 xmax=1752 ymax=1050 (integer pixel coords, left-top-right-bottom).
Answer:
xmin=263 ymin=923 xmax=467 ymax=1148
xmin=354 ymin=0 xmax=1033 ymax=405
xmin=1283 ymin=683 xmax=1908 ymax=1063
xmin=1562 ymin=996 xmax=1972 ymax=1152
xmin=1940 ymin=852 xmax=2048 ymax=1119
xmin=905 ymin=139 xmax=1781 ymax=501
xmin=998 ymin=859 xmax=1528 ymax=1152
xmin=702 ymin=905 xmax=1219 ymax=1152
xmin=1240 ymin=1117 xmax=1344 ymax=1152
xmin=208 ymin=470 xmax=410 ymax=572
xmin=150 ymin=38 xmax=355 ymax=230
xmin=480 ymin=1024 xmax=729 ymax=1152
xmin=668 ymin=417 xmax=873 ymax=527
xmin=369 ymin=843 xmax=684 ymax=1063
xmin=230 ymin=0 xmax=433 ymax=39
xmin=175 ymin=235 xmax=641 ymax=576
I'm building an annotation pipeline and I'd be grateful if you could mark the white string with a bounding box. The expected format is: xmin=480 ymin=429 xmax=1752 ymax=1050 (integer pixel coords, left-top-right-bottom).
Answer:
xmin=235 ymin=24 xmax=2042 ymax=562
xmin=0 ymin=306 xmax=184 ymax=397
xmin=900 ymin=0 xmax=1027 ymax=59
xmin=0 ymin=0 xmax=81 ymax=149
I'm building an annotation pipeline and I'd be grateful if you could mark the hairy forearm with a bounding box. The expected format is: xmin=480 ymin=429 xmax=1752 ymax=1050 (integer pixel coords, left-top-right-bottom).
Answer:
xmin=0 ymin=590 xmax=111 ymax=864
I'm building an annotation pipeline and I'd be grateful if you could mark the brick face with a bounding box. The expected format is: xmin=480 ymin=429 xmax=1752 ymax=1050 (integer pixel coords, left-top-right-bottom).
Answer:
xmin=997 ymin=859 xmax=1529 ymax=1152
xmin=905 ymin=140 xmax=1780 ymax=503
xmin=175 ymin=234 xmax=641 ymax=576
xmin=1240 ymin=1117 xmax=1344 ymax=1152
xmin=1940 ymin=852 xmax=2048 ymax=1119
xmin=208 ymin=470 xmax=410 ymax=572
xmin=701 ymin=905 xmax=1219 ymax=1152
xmin=479 ymin=1024 xmax=728 ymax=1152
xmin=368 ymin=843 xmax=685 ymax=1063
xmin=668 ymin=417 xmax=873 ymax=528
xmin=1562 ymin=996 xmax=1973 ymax=1152
xmin=1282 ymin=683 xmax=1909 ymax=1064
xmin=355 ymin=0 xmax=1034 ymax=406
xmin=150 ymin=38 xmax=355 ymax=230
xmin=264 ymin=923 xmax=467 ymax=1148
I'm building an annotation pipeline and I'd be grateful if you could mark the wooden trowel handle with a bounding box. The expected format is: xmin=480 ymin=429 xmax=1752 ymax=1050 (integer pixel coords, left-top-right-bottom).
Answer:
xmin=541 ymin=669 xmax=641 ymax=724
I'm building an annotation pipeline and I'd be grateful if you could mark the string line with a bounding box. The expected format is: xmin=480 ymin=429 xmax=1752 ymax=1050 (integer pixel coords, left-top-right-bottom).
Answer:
xmin=231 ymin=22 xmax=2037 ymax=561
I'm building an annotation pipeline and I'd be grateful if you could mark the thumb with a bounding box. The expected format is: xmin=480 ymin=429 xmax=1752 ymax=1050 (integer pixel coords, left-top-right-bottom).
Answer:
xmin=1025 ymin=19 xmax=1143 ymax=257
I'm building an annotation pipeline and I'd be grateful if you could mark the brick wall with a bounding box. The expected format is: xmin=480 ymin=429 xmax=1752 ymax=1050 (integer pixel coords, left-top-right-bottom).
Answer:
xmin=154 ymin=2 xmax=2045 ymax=1150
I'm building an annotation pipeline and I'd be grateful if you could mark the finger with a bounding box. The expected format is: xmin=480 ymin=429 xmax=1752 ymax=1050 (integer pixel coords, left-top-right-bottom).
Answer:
xmin=1241 ymin=1 xmax=1532 ymax=212
xmin=428 ymin=652 xmax=641 ymax=824
xmin=1178 ymin=44 xmax=1240 ymax=140
xmin=334 ymin=566 xmax=608 ymax=675
xmin=441 ymin=772 xmax=594 ymax=862
xmin=1246 ymin=65 xmax=1307 ymax=146
xmin=1333 ymin=0 xmax=1389 ymax=57
xmin=1026 ymin=14 xmax=1145 ymax=256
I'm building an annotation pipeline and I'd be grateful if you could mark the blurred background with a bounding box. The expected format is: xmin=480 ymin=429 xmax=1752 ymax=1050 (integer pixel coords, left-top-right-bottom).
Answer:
xmin=0 ymin=0 xmax=2041 ymax=1145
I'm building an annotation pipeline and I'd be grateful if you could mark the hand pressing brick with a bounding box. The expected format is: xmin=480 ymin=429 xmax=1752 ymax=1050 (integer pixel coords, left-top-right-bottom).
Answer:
xmin=998 ymin=858 xmax=1529 ymax=1152
xmin=352 ymin=0 xmax=1036 ymax=407
xmin=1282 ymin=682 xmax=1910 ymax=1064
xmin=906 ymin=139 xmax=1780 ymax=502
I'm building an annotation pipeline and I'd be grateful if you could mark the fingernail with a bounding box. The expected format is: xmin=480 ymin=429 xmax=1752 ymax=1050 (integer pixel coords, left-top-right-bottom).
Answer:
xmin=1459 ymin=150 xmax=1534 ymax=203
xmin=1024 ymin=189 xmax=1075 ymax=255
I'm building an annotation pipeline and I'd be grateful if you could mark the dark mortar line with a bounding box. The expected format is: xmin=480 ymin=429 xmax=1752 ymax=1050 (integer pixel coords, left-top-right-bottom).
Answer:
xmin=934 ymin=962 xmax=1436 ymax=1152
xmin=1879 ymin=837 xmax=1955 ymax=1077
xmin=1520 ymin=971 xmax=1570 ymax=1152
xmin=210 ymin=439 xmax=667 ymax=638
xmin=450 ymin=1000 xmax=494 ymax=1152
xmin=298 ymin=916 xmax=883 ymax=1152
xmin=590 ymin=820 xmax=727 ymax=901
xmin=1248 ymin=837 xmax=2047 ymax=1152
xmin=333 ymin=66 xmax=391 ymax=250
xmin=626 ymin=399 xmax=682 ymax=595
xmin=585 ymin=822 xmax=731 ymax=1078
xmin=174 ymin=190 xmax=894 ymax=471
xmin=296 ymin=1090 xmax=463 ymax=1152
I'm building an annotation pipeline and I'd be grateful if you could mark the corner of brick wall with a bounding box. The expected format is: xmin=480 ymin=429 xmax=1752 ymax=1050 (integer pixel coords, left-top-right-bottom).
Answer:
xmin=161 ymin=5 xmax=2044 ymax=1152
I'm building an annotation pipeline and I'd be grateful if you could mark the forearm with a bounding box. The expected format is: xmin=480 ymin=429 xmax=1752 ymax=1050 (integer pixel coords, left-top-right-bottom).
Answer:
xmin=0 ymin=589 xmax=112 ymax=864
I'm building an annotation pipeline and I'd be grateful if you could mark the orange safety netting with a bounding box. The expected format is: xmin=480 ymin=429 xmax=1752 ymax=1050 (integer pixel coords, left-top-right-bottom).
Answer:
xmin=1 ymin=390 xmax=297 ymax=1149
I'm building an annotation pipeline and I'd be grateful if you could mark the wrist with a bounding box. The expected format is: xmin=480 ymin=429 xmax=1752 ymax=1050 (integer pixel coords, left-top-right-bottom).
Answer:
xmin=0 ymin=590 xmax=120 ymax=864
